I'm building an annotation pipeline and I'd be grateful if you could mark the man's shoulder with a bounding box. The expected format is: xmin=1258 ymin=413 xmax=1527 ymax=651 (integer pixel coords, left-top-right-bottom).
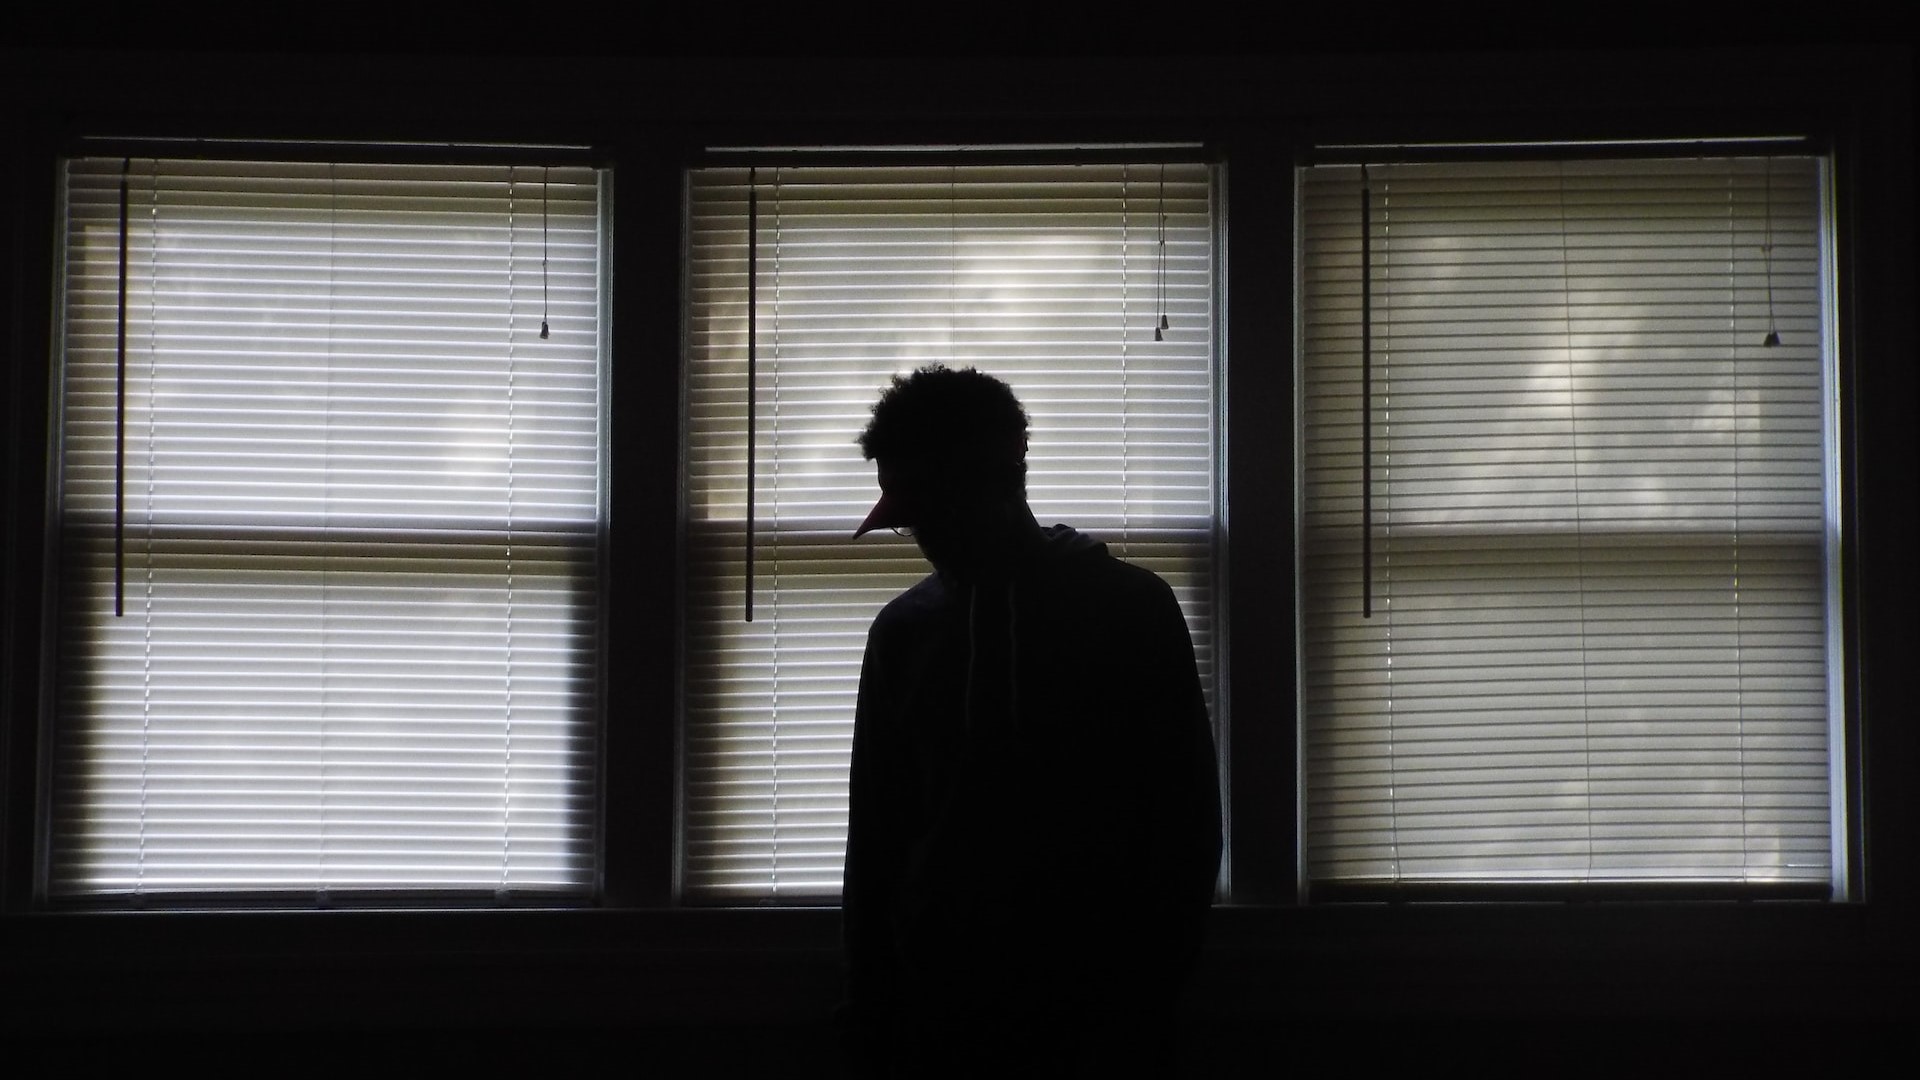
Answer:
xmin=872 ymin=572 xmax=950 ymax=629
xmin=1049 ymin=545 xmax=1179 ymax=605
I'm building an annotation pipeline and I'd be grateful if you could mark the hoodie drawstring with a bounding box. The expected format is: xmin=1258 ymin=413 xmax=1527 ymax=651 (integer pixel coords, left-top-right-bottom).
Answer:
xmin=963 ymin=584 xmax=978 ymax=735
xmin=962 ymin=581 xmax=1021 ymax=735
xmin=1006 ymin=582 xmax=1018 ymax=730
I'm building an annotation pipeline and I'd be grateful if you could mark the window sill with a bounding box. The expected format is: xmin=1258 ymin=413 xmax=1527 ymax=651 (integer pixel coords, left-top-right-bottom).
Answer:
xmin=5 ymin=901 xmax=1902 ymax=1035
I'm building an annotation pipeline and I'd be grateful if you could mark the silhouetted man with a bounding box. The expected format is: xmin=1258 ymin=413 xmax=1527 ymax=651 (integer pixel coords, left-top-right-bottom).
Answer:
xmin=839 ymin=365 xmax=1221 ymax=1078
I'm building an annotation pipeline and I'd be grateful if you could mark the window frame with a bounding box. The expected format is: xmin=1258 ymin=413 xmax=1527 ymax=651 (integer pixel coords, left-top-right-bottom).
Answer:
xmin=674 ymin=150 xmax=1226 ymax=905
xmin=2 ymin=138 xmax=1881 ymax=905
xmin=38 ymin=152 xmax=614 ymax=907
xmin=1291 ymin=146 xmax=1849 ymax=902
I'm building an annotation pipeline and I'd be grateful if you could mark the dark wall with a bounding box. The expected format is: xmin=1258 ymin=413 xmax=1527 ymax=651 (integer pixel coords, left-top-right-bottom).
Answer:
xmin=3 ymin=40 xmax=1913 ymax=1069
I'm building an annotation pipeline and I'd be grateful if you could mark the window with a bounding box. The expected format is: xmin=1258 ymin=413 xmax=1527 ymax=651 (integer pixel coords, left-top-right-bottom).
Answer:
xmin=47 ymin=158 xmax=605 ymax=900
xmin=21 ymin=147 xmax=1858 ymax=909
xmin=681 ymin=161 xmax=1218 ymax=901
xmin=1297 ymin=155 xmax=1842 ymax=892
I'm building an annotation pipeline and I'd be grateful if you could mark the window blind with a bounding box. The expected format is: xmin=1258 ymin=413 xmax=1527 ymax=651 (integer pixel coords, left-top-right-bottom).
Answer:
xmin=684 ymin=162 xmax=1216 ymax=902
xmin=50 ymin=158 xmax=604 ymax=899
xmin=1298 ymin=157 xmax=1839 ymax=888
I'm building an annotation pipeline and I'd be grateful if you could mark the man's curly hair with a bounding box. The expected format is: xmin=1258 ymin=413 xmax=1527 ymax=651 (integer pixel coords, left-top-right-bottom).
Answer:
xmin=858 ymin=365 xmax=1030 ymax=496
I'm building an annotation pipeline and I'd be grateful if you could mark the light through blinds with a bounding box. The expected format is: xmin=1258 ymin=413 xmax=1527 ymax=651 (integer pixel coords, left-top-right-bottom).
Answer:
xmin=1298 ymin=156 xmax=1840 ymax=890
xmin=50 ymin=158 xmax=605 ymax=899
xmin=684 ymin=162 xmax=1217 ymax=902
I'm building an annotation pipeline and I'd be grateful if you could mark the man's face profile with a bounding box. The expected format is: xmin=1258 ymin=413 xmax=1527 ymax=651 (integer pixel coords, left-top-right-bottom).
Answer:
xmin=873 ymin=456 xmax=996 ymax=571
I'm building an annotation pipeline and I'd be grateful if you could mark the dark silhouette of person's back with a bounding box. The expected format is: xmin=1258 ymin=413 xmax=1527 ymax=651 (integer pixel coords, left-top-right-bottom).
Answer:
xmin=839 ymin=365 xmax=1221 ymax=1078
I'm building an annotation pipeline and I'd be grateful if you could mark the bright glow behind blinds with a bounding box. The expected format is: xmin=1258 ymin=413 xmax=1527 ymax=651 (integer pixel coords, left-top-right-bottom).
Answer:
xmin=1299 ymin=158 xmax=1836 ymax=886
xmin=51 ymin=159 xmax=603 ymax=897
xmin=684 ymin=163 xmax=1215 ymax=901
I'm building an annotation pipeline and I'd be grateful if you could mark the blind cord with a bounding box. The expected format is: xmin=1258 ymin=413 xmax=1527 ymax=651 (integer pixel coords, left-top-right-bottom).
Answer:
xmin=1559 ymin=162 xmax=1597 ymax=882
xmin=745 ymin=168 xmax=758 ymax=622
xmin=503 ymin=166 xmax=521 ymax=897
xmin=1156 ymin=163 xmax=1169 ymax=340
xmin=134 ymin=159 xmax=154 ymax=895
xmin=1360 ymin=166 xmax=1374 ymax=620
xmin=114 ymin=158 xmax=130 ymax=617
xmin=1763 ymin=157 xmax=1781 ymax=347
xmin=540 ymin=165 xmax=551 ymax=340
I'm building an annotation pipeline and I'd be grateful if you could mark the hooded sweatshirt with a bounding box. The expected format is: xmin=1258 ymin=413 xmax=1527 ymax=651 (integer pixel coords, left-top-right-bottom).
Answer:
xmin=842 ymin=524 xmax=1222 ymax=1026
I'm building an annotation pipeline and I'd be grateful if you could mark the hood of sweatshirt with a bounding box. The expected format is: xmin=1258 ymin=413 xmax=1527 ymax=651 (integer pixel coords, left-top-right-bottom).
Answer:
xmin=932 ymin=522 xmax=1105 ymax=591
xmin=945 ymin=524 xmax=1106 ymax=735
